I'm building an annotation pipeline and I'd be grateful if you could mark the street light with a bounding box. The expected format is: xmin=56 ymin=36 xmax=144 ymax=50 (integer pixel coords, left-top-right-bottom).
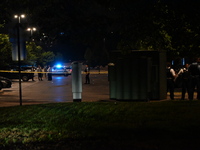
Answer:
xmin=27 ymin=27 xmax=36 ymax=41
xmin=14 ymin=14 xmax=25 ymax=23
xmin=27 ymin=27 xmax=36 ymax=34
xmin=14 ymin=14 xmax=25 ymax=106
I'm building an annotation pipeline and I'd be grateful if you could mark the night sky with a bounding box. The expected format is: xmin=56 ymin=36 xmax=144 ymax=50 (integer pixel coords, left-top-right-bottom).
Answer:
xmin=1 ymin=0 xmax=200 ymax=63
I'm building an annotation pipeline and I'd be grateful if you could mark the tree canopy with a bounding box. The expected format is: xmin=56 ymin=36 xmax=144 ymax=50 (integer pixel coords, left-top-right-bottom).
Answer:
xmin=1 ymin=0 xmax=200 ymax=65
xmin=25 ymin=42 xmax=55 ymax=66
xmin=0 ymin=34 xmax=12 ymax=68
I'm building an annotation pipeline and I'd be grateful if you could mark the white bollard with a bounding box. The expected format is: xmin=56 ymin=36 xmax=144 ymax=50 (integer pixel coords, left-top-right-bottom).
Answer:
xmin=72 ymin=62 xmax=82 ymax=102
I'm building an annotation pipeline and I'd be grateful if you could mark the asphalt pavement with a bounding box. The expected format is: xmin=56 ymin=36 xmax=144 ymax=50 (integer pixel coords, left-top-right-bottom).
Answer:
xmin=0 ymin=71 xmax=196 ymax=107
xmin=0 ymin=72 xmax=110 ymax=107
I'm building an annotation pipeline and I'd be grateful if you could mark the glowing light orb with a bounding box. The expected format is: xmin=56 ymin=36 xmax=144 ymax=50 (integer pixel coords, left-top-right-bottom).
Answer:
xmin=56 ymin=64 xmax=62 ymax=68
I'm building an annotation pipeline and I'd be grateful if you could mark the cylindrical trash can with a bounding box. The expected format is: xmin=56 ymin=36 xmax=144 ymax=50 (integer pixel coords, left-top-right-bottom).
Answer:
xmin=108 ymin=63 xmax=116 ymax=99
xmin=72 ymin=62 xmax=82 ymax=102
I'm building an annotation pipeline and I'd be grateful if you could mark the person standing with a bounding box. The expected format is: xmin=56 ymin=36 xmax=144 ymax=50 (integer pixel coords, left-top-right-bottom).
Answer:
xmin=188 ymin=58 xmax=200 ymax=100
xmin=44 ymin=65 xmax=48 ymax=79
xmin=37 ymin=65 xmax=43 ymax=81
xmin=177 ymin=64 xmax=190 ymax=100
xmin=84 ymin=65 xmax=90 ymax=84
xmin=47 ymin=65 xmax=52 ymax=81
xmin=31 ymin=65 xmax=35 ymax=81
xmin=166 ymin=62 xmax=176 ymax=100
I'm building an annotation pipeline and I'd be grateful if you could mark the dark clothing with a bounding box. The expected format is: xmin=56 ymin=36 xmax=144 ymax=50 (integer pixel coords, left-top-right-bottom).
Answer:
xmin=188 ymin=62 xmax=200 ymax=76
xmin=167 ymin=68 xmax=174 ymax=79
xmin=85 ymin=67 xmax=90 ymax=84
xmin=181 ymin=78 xmax=189 ymax=100
xmin=48 ymin=73 xmax=52 ymax=81
xmin=37 ymin=67 xmax=43 ymax=81
xmin=179 ymin=68 xmax=190 ymax=100
xmin=38 ymin=73 xmax=43 ymax=81
xmin=188 ymin=76 xmax=200 ymax=100
xmin=31 ymin=67 xmax=35 ymax=81
xmin=167 ymin=79 xmax=175 ymax=99
xmin=188 ymin=62 xmax=200 ymax=100
xmin=85 ymin=73 xmax=90 ymax=84
xmin=47 ymin=66 xmax=52 ymax=81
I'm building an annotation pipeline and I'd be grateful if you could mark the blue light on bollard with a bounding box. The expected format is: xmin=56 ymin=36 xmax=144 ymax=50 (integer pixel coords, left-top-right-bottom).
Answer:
xmin=72 ymin=62 xmax=82 ymax=102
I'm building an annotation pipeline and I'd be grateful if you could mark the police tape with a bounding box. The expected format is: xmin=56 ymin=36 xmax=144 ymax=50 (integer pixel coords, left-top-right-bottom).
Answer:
xmin=0 ymin=70 xmax=55 ymax=73
xmin=0 ymin=70 xmax=108 ymax=74
xmin=0 ymin=70 xmax=61 ymax=73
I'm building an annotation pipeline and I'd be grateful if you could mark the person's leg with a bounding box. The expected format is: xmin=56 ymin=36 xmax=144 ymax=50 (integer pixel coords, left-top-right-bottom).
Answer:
xmin=38 ymin=73 xmax=40 ymax=81
xmin=50 ymin=74 xmax=52 ymax=80
xmin=186 ymin=79 xmax=190 ymax=100
xmin=85 ymin=75 xmax=87 ymax=83
xmin=188 ymin=78 xmax=195 ymax=100
xmin=32 ymin=75 xmax=35 ymax=81
xmin=87 ymin=74 xmax=90 ymax=84
xmin=167 ymin=79 xmax=169 ymax=94
xmin=196 ymin=78 xmax=200 ymax=100
xmin=41 ymin=74 xmax=43 ymax=81
xmin=181 ymin=80 xmax=186 ymax=100
xmin=169 ymin=79 xmax=174 ymax=100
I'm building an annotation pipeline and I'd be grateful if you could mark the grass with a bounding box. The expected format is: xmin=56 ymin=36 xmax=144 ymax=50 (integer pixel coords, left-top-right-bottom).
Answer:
xmin=0 ymin=101 xmax=200 ymax=150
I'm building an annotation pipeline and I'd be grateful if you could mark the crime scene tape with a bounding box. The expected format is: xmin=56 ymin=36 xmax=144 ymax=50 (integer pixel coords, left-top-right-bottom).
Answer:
xmin=0 ymin=70 xmax=108 ymax=74
xmin=0 ymin=70 xmax=56 ymax=73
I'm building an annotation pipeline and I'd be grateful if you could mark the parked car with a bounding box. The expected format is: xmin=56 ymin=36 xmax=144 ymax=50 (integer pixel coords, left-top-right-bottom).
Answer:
xmin=65 ymin=66 xmax=72 ymax=75
xmin=21 ymin=66 xmax=36 ymax=72
xmin=52 ymin=65 xmax=72 ymax=76
xmin=0 ymin=68 xmax=34 ymax=82
xmin=0 ymin=76 xmax=12 ymax=90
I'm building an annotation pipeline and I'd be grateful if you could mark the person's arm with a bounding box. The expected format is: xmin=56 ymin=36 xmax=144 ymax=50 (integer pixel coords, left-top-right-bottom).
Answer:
xmin=170 ymin=69 xmax=176 ymax=77
xmin=177 ymin=69 xmax=183 ymax=76
xmin=171 ymin=68 xmax=177 ymax=81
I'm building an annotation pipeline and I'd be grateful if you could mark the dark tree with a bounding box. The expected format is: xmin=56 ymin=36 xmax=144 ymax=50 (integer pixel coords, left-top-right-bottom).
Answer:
xmin=1 ymin=0 xmax=200 ymax=65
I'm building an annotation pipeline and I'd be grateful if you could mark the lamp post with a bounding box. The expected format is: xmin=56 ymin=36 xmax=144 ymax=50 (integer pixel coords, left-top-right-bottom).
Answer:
xmin=14 ymin=14 xmax=25 ymax=106
xmin=27 ymin=27 xmax=36 ymax=41
xmin=14 ymin=14 xmax=25 ymax=23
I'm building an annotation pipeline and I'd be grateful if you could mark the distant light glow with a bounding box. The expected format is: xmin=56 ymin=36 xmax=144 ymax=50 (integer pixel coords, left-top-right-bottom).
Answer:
xmin=21 ymin=14 xmax=25 ymax=18
xmin=56 ymin=64 xmax=62 ymax=68
xmin=55 ymin=77 xmax=62 ymax=80
xmin=27 ymin=27 xmax=36 ymax=31
xmin=14 ymin=14 xmax=25 ymax=23
xmin=182 ymin=58 xmax=185 ymax=66
xmin=171 ymin=60 xmax=174 ymax=65
xmin=14 ymin=14 xmax=25 ymax=18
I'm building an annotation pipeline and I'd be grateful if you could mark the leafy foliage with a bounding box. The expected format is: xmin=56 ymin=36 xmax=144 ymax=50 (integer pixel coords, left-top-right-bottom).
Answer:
xmin=0 ymin=36 xmax=55 ymax=67
xmin=0 ymin=34 xmax=12 ymax=68
xmin=25 ymin=42 xmax=42 ymax=65
xmin=41 ymin=51 xmax=55 ymax=66
xmin=25 ymin=42 xmax=55 ymax=66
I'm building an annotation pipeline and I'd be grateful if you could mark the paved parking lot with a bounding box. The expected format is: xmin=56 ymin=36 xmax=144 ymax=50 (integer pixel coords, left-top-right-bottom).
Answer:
xmin=1 ymin=71 xmax=197 ymax=107
xmin=0 ymin=73 xmax=110 ymax=107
